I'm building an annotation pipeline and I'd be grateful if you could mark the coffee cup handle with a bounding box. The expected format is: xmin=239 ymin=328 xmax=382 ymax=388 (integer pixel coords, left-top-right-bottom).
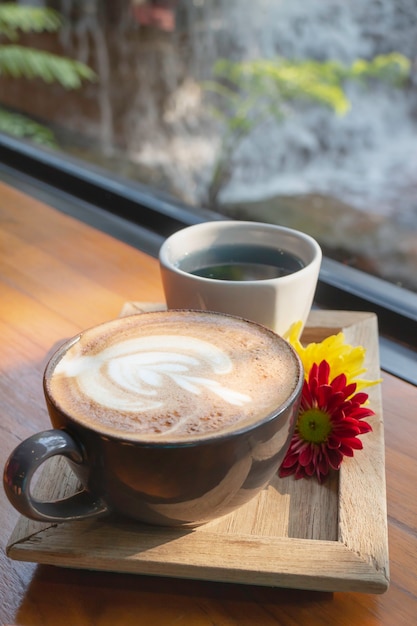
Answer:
xmin=3 ymin=429 xmax=109 ymax=522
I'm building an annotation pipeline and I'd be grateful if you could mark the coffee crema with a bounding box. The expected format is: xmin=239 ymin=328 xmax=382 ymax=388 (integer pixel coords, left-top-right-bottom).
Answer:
xmin=47 ymin=311 xmax=300 ymax=441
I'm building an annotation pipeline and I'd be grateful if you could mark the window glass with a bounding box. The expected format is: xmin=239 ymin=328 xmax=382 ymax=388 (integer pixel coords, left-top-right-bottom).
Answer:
xmin=1 ymin=0 xmax=417 ymax=293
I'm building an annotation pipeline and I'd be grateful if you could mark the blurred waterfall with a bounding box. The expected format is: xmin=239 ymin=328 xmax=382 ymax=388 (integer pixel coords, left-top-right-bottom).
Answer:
xmin=213 ymin=0 xmax=417 ymax=222
xmin=128 ymin=0 xmax=417 ymax=221
xmin=55 ymin=0 xmax=417 ymax=223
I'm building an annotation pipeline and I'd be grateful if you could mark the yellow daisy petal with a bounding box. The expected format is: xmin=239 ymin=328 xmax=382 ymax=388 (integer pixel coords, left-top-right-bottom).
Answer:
xmin=285 ymin=321 xmax=381 ymax=390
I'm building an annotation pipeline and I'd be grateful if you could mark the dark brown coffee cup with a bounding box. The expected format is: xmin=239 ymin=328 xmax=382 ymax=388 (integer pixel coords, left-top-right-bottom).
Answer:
xmin=4 ymin=310 xmax=303 ymax=527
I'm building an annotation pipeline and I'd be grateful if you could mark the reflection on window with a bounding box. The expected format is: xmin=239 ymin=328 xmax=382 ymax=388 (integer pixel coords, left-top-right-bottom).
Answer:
xmin=1 ymin=0 xmax=417 ymax=294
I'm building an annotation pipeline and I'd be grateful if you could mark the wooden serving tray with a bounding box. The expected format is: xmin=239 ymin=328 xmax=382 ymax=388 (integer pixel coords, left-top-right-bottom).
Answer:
xmin=6 ymin=307 xmax=389 ymax=593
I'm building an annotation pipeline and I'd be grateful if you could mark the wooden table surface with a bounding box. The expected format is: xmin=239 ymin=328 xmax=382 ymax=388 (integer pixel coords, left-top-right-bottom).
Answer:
xmin=1 ymin=180 xmax=416 ymax=625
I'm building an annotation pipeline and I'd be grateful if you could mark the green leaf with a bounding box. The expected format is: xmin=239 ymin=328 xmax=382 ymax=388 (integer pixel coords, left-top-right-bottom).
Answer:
xmin=0 ymin=45 xmax=96 ymax=87
xmin=350 ymin=53 xmax=411 ymax=85
xmin=207 ymin=53 xmax=411 ymax=121
xmin=0 ymin=107 xmax=56 ymax=146
xmin=0 ymin=4 xmax=61 ymax=40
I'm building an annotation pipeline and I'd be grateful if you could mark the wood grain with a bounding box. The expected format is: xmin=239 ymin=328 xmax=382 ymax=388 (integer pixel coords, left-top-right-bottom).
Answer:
xmin=1 ymin=179 xmax=416 ymax=625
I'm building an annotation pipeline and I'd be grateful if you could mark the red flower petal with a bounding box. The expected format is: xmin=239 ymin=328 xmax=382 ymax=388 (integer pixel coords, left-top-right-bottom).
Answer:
xmin=304 ymin=461 xmax=317 ymax=477
xmin=317 ymin=384 xmax=333 ymax=407
xmin=343 ymin=382 xmax=357 ymax=398
xmin=350 ymin=407 xmax=375 ymax=420
xmin=326 ymin=391 xmax=347 ymax=414
xmin=317 ymin=361 xmax=330 ymax=385
xmin=278 ymin=358 xmax=374 ymax=484
xmin=281 ymin=451 xmax=299 ymax=468
xmin=344 ymin=437 xmax=364 ymax=450
xmin=301 ymin=381 xmax=314 ymax=409
xmin=357 ymin=421 xmax=373 ymax=434
xmin=326 ymin=448 xmax=344 ymax=470
xmin=279 ymin=465 xmax=295 ymax=478
xmin=299 ymin=445 xmax=314 ymax=467
xmin=350 ymin=391 xmax=369 ymax=404
xmin=330 ymin=372 xmax=348 ymax=392
xmin=338 ymin=444 xmax=354 ymax=457
xmin=332 ymin=423 xmax=361 ymax=438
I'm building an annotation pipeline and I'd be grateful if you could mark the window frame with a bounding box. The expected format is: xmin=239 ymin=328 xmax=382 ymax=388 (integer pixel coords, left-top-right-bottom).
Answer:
xmin=1 ymin=133 xmax=416 ymax=384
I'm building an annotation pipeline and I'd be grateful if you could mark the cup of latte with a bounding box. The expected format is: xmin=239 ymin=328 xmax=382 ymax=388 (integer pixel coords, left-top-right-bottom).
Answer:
xmin=4 ymin=310 xmax=303 ymax=527
xmin=159 ymin=220 xmax=322 ymax=336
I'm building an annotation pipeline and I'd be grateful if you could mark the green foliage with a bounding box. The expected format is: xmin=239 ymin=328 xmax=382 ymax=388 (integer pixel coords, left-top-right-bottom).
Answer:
xmin=0 ymin=107 xmax=55 ymax=146
xmin=0 ymin=3 xmax=95 ymax=146
xmin=209 ymin=53 xmax=410 ymax=121
xmin=204 ymin=53 xmax=411 ymax=206
xmin=0 ymin=45 xmax=95 ymax=87
xmin=349 ymin=52 xmax=411 ymax=86
xmin=0 ymin=4 xmax=61 ymax=40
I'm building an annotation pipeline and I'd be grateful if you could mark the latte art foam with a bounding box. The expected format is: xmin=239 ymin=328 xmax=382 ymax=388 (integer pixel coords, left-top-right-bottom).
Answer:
xmin=47 ymin=311 xmax=300 ymax=441
xmin=55 ymin=335 xmax=251 ymax=413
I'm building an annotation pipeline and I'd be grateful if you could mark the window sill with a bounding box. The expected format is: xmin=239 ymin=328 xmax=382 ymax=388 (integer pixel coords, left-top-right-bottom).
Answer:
xmin=1 ymin=134 xmax=415 ymax=385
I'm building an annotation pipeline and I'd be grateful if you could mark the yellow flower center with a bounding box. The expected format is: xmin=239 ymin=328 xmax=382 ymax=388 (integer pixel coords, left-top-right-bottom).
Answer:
xmin=297 ymin=408 xmax=332 ymax=444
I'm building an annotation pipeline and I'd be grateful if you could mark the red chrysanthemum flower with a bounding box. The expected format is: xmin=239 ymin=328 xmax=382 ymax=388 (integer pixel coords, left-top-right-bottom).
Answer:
xmin=279 ymin=359 xmax=374 ymax=483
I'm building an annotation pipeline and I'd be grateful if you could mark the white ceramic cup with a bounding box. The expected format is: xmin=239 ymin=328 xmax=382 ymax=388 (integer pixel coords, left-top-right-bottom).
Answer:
xmin=159 ymin=220 xmax=322 ymax=336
